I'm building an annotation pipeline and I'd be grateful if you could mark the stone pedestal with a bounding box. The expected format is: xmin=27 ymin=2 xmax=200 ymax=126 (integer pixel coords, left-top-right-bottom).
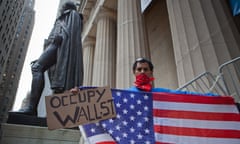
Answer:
xmin=1 ymin=123 xmax=81 ymax=144
xmin=7 ymin=112 xmax=47 ymax=127
xmin=0 ymin=112 xmax=81 ymax=144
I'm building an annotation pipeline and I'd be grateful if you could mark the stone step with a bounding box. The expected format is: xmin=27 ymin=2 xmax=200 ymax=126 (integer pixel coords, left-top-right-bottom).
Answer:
xmin=1 ymin=123 xmax=81 ymax=144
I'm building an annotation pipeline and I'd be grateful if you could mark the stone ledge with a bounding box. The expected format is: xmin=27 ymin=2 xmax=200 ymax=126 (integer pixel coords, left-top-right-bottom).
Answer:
xmin=7 ymin=112 xmax=47 ymax=127
xmin=1 ymin=123 xmax=81 ymax=144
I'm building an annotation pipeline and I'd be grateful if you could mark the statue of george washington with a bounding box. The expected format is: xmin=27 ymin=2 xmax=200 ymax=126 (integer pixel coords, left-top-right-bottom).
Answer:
xmin=18 ymin=1 xmax=84 ymax=115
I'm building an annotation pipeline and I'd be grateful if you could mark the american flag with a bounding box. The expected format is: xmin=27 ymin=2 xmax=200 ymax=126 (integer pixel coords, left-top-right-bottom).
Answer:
xmin=83 ymin=89 xmax=240 ymax=144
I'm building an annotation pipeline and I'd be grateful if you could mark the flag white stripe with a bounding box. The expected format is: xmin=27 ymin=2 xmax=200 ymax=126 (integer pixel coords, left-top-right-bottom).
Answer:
xmin=154 ymin=117 xmax=240 ymax=130
xmin=88 ymin=133 xmax=115 ymax=143
xmin=155 ymin=133 xmax=240 ymax=144
xmin=153 ymin=101 xmax=239 ymax=113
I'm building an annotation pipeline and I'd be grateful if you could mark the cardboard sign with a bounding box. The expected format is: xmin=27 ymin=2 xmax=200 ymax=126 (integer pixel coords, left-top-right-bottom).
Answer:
xmin=45 ymin=87 xmax=116 ymax=130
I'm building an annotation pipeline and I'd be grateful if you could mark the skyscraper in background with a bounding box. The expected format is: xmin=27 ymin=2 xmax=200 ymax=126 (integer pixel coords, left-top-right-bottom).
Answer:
xmin=0 ymin=0 xmax=35 ymax=123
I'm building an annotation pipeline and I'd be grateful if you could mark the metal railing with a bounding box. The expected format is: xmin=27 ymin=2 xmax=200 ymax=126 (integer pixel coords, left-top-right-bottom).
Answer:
xmin=177 ymin=57 xmax=240 ymax=102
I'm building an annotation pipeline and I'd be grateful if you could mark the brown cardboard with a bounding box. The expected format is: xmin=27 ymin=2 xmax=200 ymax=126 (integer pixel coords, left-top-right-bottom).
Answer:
xmin=45 ymin=87 xmax=116 ymax=130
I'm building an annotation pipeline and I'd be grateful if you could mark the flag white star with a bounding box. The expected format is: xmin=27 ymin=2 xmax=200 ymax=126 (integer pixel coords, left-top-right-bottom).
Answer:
xmin=130 ymin=93 xmax=135 ymax=98
xmin=144 ymin=106 xmax=149 ymax=111
xmin=116 ymin=114 xmax=121 ymax=119
xmin=123 ymin=97 xmax=128 ymax=103
xmin=130 ymin=139 xmax=135 ymax=144
xmin=123 ymin=132 xmax=128 ymax=138
xmin=144 ymin=117 xmax=149 ymax=122
xmin=130 ymin=116 xmax=135 ymax=121
xmin=116 ymin=91 xmax=121 ymax=96
xmin=145 ymin=128 xmax=150 ymax=134
xmin=123 ymin=109 xmax=128 ymax=114
xmin=123 ymin=120 xmax=128 ymax=126
xmin=136 ymin=110 xmax=142 ymax=116
xmin=130 ymin=104 xmax=135 ymax=109
xmin=137 ymin=99 xmax=142 ymax=104
xmin=130 ymin=127 xmax=135 ymax=133
xmin=137 ymin=133 xmax=143 ymax=139
xmin=116 ymin=102 xmax=121 ymax=107
xmin=109 ymin=119 xmax=114 ymax=123
xmin=90 ymin=128 xmax=95 ymax=133
xmin=137 ymin=122 xmax=142 ymax=127
xmin=108 ymin=129 xmax=114 ymax=134
xmin=115 ymin=125 xmax=121 ymax=131
xmin=116 ymin=136 xmax=121 ymax=142
xmin=144 ymin=94 xmax=149 ymax=99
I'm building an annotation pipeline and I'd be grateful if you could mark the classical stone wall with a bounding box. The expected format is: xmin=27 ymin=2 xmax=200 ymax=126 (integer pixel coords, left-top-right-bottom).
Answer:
xmin=143 ymin=0 xmax=178 ymax=89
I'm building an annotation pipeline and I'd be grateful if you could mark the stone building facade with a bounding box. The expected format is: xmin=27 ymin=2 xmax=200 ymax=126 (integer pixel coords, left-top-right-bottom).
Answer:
xmin=79 ymin=0 xmax=240 ymax=100
xmin=78 ymin=0 xmax=240 ymax=143
xmin=1 ymin=0 xmax=239 ymax=143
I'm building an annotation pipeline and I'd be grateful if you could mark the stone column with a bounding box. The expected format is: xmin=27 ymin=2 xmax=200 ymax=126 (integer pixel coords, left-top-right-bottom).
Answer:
xmin=116 ymin=0 xmax=150 ymax=88
xmin=92 ymin=7 xmax=116 ymax=87
xmin=166 ymin=0 xmax=240 ymax=86
xmin=82 ymin=36 xmax=95 ymax=86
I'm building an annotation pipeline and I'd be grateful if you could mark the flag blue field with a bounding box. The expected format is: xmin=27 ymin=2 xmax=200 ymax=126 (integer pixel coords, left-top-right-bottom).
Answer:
xmin=83 ymin=89 xmax=240 ymax=144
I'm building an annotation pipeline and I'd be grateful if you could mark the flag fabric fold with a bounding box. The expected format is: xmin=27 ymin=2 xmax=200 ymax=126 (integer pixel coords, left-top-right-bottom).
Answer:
xmin=83 ymin=89 xmax=240 ymax=144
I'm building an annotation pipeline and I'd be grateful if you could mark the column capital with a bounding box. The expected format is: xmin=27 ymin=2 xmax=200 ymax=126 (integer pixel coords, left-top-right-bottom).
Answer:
xmin=95 ymin=6 xmax=117 ymax=22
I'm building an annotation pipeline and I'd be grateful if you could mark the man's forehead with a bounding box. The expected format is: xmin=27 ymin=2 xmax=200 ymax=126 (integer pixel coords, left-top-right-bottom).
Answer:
xmin=136 ymin=62 xmax=150 ymax=67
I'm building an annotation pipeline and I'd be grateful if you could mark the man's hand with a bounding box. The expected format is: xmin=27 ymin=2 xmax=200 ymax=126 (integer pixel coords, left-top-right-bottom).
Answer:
xmin=70 ymin=86 xmax=79 ymax=94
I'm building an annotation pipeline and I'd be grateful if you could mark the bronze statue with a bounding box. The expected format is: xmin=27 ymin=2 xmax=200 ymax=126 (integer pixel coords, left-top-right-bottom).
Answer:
xmin=18 ymin=2 xmax=84 ymax=115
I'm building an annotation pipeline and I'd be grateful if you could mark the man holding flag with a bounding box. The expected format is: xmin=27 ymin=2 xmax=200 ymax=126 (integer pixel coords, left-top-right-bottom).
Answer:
xmin=75 ymin=58 xmax=240 ymax=144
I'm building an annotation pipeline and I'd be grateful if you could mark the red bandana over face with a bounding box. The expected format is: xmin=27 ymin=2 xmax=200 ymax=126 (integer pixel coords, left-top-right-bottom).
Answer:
xmin=134 ymin=73 xmax=154 ymax=92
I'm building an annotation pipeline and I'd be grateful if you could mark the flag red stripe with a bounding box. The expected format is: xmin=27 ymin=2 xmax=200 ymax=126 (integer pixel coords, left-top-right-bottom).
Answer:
xmin=154 ymin=125 xmax=240 ymax=138
xmin=153 ymin=93 xmax=235 ymax=105
xmin=153 ymin=109 xmax=240 ymax=121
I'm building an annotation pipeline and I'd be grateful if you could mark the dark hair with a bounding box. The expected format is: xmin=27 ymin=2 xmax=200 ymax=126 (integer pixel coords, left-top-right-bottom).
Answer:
xmin=132 ymin=58 xmax=154 ymax=71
